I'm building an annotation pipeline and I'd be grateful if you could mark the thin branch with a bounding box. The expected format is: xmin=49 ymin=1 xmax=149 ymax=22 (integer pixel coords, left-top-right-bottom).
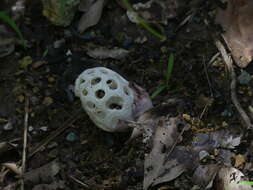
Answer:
xmin=21 ymin=95 xmax=29 ymax=190
xmin=215 ymin=39 xmax=252 ymax=129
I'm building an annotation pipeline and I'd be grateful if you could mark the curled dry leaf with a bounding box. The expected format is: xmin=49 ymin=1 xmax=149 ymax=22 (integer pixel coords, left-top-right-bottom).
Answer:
xmin=216 ymin=0 xmax=253 ymax=68
xmin=87 ymin=47 xmax=129 ymax=60
xmin=2 ymin=163 xmax=21 ymax=175
xmin=78 ymin=0 xmax=105 ymax=32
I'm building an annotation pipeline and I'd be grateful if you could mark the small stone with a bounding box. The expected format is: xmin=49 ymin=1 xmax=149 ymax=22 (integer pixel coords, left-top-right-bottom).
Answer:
xmin=19 ymin=56 xmax=33 ymax=69
xmin=18 ymin=95 xmax=25 ymax=103
xmin=3 ymin=121 xmax=13 ymax=130
xmin=199 ymin=150 xmax=209 ymax=160
xmin=234 ymin=154 xmax=245 ymax=168
xmin=32 ymin=61 xmax=47 ymax=69
xmin=222 ymin=121 xmax=228 ymax=127
xmin=66 ymin=132 xmax=78 ymax=142
xmin=28 ymin=126 xmax=34 ymax=132
xmin=53 ymin=39 xmax=65 ymax=49
xmin=42 ymin=97 xmax=53 ymax=106
xmin=48 ymin=77 xmax=55 ymax=83
xmin=40 ymin=126 xmax=48 ymax=131
xmin=183 ymin=114 xmax=191 ymax=121
xmin=238 ymin=70 xmax=252 ymax=85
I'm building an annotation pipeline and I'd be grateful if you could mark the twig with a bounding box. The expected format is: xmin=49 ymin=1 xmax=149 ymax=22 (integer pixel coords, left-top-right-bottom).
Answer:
xmin=21 ymin=96 xmax=29 ymax=190
xmin=29 ymin=108 xmax=82 ymax=158
xmin=215 ymin=39 xmax=252 ymax=129
xmin=68 ymin=175 xmax=90 ymax=189
xmin=202 ymin=55 xmax=214 ymax=97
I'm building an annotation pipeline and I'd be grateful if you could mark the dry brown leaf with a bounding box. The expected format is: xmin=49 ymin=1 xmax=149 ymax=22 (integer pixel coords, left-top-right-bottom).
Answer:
xmin=78 ymin=0 xmax=105 ymax=33
xmin=216 ymin=0 xmax=253 ymax=68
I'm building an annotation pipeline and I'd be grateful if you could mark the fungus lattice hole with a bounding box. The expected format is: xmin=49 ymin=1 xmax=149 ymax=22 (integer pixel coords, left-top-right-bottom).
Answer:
xmin=91 ymin=77 xmax=101 ymax=85
xmin=100 ymin=69 xmax=108 ymax=74
xmin=87 ymin=101 xmax=95 ymax=109
xmin=109 ymin=103 xmax=122 ymax=110
xmin=106 ymin=79 xmax=117 ymax=90
xmin=106 ymin=96 xmax=123 ymax=110
xmin=80 ymin=78 xmax=85 ymax=84
xmin=123 ymin=86 xmax=130 ymax=95
xmin=82 ymin=89 xmax=88 ymax=96
xmin=95 ymin=89 xmax=105 ymax=99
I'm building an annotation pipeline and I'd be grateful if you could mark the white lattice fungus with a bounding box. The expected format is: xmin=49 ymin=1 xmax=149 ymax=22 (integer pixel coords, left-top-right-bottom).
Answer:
xmin=74 ymin=67 xmax=134 ymax=132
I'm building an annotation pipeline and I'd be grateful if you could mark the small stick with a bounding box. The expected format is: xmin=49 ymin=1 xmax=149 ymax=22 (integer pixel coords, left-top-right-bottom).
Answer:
xmin=21 ymin=96 xmax=29 ymax=190
xmin=215 ymin=39 xmax=252 ymax=129
xmin=68 ymin=175 xmax=90 ymax=189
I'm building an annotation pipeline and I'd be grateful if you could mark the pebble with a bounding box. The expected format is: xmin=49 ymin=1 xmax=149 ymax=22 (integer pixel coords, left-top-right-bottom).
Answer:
xmin=199 ymin=150 xmax=209 ymax=160
xmin=3 ymin=121 xmax=13 ymax=130
xmin=66 ymin=132 xmax=78 ymax=142
xmin=40 ymin=126 xmax=48 ymax=131
xmin=238 ymin=70 xmax=252 ymax=85
xmin=42 ymin=97 xmax=53 ymax=106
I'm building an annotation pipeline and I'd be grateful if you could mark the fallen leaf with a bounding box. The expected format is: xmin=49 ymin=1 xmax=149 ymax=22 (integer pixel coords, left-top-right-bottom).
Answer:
xmin=143 ymin=116 xmax=194 ymax=190
xmin=213 ymin=166 xmax=253 ymax=190
xmin=78 ymin=0 xmax=105 ymax=32
xmin=87 ymin=47 xmax=129 ymax=60
xmin=125 ymin=0 xmax=178 ymax=24
xmin=234 ymin=154 xmax=246 ymax=168
xmin=32 ymin=181 xmax=65 ymax=190
xmin=192 ymin=164 xmax=219 ymax=188
xmin=216 ymin=0 xmax=253 ymax=67
xmin=24 ymin=160 xmax=60 ymax=184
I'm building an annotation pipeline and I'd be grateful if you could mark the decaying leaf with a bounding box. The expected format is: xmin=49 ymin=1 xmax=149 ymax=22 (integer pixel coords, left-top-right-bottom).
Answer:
xmin=128 ymin=99 xmax=185 ymax=141
xmin=42 ymin=0 xmax=80 ymax=26
xmin=78 ymin=0 xmax=105 ymax=32
xmin=192 ymin=128 xmax=242 ymax=152
xmin=192 ymin=164 xmax=219 ymax=188
xmin=144 ymin=116 xmax=194 ymax=190
xmin=216 ymin=0 xmax=253 ymax=68
xmin=32 ymin=181 xmax=65 ymax=190
xmin=24 ymin=160 xmax=60 ymax=184
xmin=87 ymin=47 xmax=129 ymax=60
xmin=213 ymin=166 xmax=253 ymax=190
xmin=125 ymin=0 xmax=178 ymax=24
